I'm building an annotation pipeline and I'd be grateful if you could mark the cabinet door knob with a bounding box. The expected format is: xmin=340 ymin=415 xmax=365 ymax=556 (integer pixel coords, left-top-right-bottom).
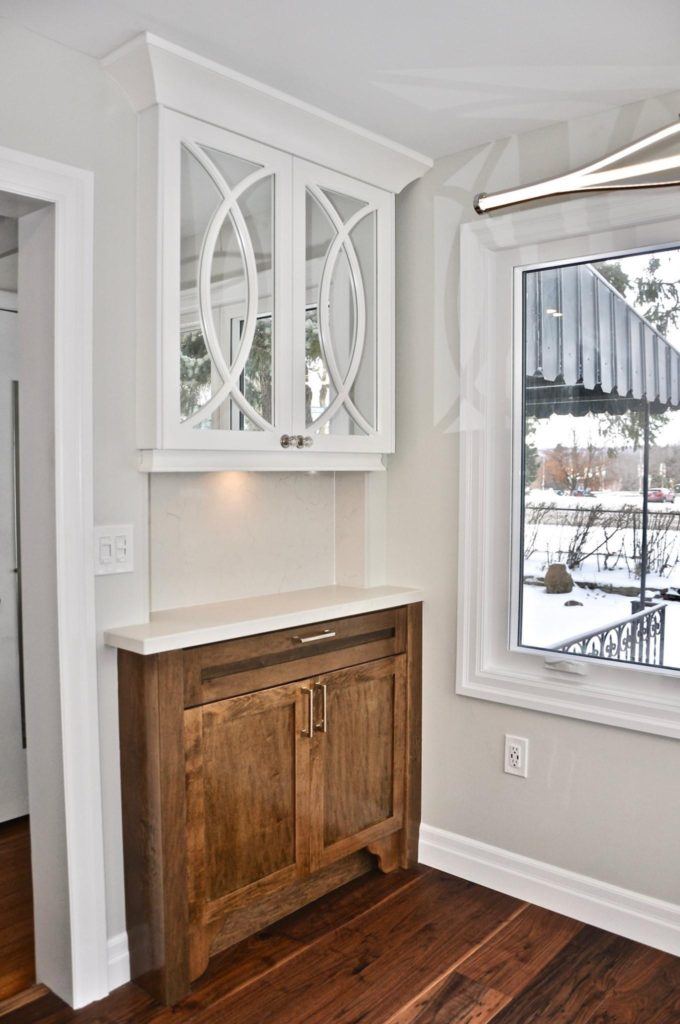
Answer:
xmin=280 ymin=434 xmax=313 ymax=449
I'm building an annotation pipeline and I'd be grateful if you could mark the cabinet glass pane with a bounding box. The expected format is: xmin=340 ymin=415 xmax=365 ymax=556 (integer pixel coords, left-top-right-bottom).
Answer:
xmin=179 ymin=143 xmax=275 ymax=432
xmin=305 ymin=187 xmax=377 ymax=437
xmin=180 ymin=147 xmax=221 ymax=419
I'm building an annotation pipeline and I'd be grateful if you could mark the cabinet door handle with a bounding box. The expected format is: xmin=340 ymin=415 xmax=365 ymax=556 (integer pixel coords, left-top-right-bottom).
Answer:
xmin=316 ymin=683 xmax=328 ymax=733
xmin=302 ymin=687 xmax=315 ymax=737
xmin=291 ymin=629 xmax=337 ymax=644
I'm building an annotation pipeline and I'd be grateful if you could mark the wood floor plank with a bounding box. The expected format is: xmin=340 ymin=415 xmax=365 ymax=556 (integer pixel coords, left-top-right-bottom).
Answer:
xmin=6 ymin=866 xmax=680 ymax=1024
xmin=490 ymin=924 xmax=680 ymax=1024
xmin=272 ymin=863 xmax=428 ymax=945
xmin=459 ymin=903 xmax=584 ymax=997
xmin=389 ymin=973 xmax=507 ymax=1024
xmin=194 ymin=874 xmax=522 ymax=1024
xmin=388 ymin=904 xmax=582 ymax=1024
xmin=0 ymin=818 xmax=34 ymax=1002
xmin=0 ymin=985 xmax=49 ymax=1021
xmin=580 ymin=943 xmax=680 ymax=1023
xmin=191 ymin=865 xmax=427 ymax=1002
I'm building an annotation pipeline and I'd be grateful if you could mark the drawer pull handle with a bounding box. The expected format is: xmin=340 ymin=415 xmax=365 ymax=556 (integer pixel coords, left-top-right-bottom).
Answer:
xmin=302 ymin=687 xmax=314 ymax=737
xmin=317 ymin=683 xmax=328 ymax=733
xmin=292 ymin=629 xmax=337 ymax=644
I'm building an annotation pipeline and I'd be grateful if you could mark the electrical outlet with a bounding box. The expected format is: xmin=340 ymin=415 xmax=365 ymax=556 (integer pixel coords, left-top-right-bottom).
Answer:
xmin=504 ymin=735 xmax=529 ymax=778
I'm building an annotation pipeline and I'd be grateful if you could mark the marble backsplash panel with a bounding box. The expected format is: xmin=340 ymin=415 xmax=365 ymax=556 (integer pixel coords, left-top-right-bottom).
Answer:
xmin=150 ymin=472 xmax=335 ymax=610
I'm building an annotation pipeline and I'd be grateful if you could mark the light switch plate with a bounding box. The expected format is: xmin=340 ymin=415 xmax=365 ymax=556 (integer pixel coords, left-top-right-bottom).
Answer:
xmin=94 ymin=524 xmax=134 ymax=575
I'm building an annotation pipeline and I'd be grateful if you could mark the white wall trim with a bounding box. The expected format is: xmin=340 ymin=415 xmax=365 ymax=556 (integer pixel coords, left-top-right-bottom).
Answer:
xmin=0 ymin=144 xmax=108 ymax=1007
xmin=107 ymin=932 xmax=130 ymax=992
xmin=420 ymin=824 xmax=680 ymax=957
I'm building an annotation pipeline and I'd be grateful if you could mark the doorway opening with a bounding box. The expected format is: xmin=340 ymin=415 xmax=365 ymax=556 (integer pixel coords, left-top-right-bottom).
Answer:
xmin=0 ymin=216 xmax=35 ymax=1003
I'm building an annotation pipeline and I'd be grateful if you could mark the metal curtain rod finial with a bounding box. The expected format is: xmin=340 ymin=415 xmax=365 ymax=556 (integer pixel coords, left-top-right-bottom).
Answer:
xmin=473 ymin=118 xmax=680 ymax=215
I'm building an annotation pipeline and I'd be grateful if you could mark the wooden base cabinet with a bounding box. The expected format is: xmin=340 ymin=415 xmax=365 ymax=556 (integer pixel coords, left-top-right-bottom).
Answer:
xmin=118 ymin=603 xmax=422 ymax=1005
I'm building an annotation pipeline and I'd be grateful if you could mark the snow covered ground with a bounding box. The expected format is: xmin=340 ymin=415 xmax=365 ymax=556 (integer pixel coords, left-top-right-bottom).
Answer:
xmin=521 ymin=585 xmax=680 ymax=670
xmin=521 ymin=488 xmax=680 ymax=670
xmin=524 ymin=489 xmax=680 ymax=588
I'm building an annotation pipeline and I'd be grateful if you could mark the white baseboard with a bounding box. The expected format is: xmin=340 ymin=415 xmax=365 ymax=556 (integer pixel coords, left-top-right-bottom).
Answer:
xmin=419 ymin=824 xmax=680 ymax=958
xmin=107 ymin=932 xmax=130 ymax=991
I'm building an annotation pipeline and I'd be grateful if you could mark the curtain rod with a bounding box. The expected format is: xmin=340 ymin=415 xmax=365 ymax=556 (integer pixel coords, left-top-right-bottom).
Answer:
xmin=474 ymin=119 xmax=680 ymax=215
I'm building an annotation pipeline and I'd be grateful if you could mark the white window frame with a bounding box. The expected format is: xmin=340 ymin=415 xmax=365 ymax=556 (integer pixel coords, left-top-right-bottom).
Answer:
xmin=456 ymin=189 xmax=680 ymax=739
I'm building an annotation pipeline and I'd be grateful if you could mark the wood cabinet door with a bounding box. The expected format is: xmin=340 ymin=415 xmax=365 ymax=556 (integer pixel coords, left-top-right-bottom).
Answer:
xmin=310 ymin=656 xmax=406 ymax=871
xmin=184 ymin=680 xmax=311 ymax=977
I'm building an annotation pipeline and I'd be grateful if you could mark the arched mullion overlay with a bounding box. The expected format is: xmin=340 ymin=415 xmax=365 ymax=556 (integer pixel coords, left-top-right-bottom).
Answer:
xmin=182 ymin=141 xmax=274 ymax=431
xmin=308 ymin=184 xmax=375 ymax=435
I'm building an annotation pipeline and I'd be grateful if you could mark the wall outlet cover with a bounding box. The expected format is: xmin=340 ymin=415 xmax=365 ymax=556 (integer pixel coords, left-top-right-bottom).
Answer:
xmin=504 ymin=734 xmax=529 ymax=778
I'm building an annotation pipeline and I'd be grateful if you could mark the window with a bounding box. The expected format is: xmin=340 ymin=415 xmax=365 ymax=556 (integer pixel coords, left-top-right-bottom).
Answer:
xmin=455 ymin=195 xmax=680 ymax=738
xmin=519 ymin=248 xmax=680 ymax=672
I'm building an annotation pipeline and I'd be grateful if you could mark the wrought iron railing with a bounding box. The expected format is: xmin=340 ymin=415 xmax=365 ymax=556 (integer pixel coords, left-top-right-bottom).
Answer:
xmin=551 ymin=602 xmax=666 ymax=666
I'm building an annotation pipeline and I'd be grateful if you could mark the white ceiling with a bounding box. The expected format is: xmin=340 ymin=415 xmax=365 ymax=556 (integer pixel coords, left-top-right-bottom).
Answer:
xmin=2 ymin=0 xmax=680 ymax=158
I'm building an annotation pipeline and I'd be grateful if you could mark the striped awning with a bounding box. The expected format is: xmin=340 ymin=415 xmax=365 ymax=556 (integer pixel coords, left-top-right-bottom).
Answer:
xmin=524 ymin=264 xmax=680 ymax=418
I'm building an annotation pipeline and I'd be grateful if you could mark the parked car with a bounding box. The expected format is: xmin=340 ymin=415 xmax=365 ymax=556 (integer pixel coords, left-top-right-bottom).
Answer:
xmin=571 ymin=488 xmax=595 ymax=498
xmin=647 ymin=488 xmax=675 ymax=503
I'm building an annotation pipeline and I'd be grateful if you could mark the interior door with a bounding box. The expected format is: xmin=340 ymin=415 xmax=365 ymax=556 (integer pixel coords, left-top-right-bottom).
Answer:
xmin=184 ymin=679 xmax=311 ymax=975
xmin=310 ymin=656 xmax=405 ymax=871
xmin=293 ymin=159 xmax=394 ymax=454
xmin=0 ymin=306 xmax=28 ymax=822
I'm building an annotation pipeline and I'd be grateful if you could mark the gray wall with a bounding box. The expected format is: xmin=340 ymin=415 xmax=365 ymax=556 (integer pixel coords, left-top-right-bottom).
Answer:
xmin=389 ymin=91 xmax=680 ymax=903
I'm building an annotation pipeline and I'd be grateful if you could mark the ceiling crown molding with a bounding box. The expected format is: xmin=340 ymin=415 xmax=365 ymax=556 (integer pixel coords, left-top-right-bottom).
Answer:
xmin=102 ymin=32 xmax=433 ymax=194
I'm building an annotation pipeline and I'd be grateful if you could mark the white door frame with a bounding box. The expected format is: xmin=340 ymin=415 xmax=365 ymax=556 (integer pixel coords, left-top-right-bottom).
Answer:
xmin=0 ymin=145 xmax=108 ymax=1006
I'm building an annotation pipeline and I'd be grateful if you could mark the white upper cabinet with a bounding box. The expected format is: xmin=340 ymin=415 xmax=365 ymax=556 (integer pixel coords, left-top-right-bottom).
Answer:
xmin=105 ymin=33 xmax=432 ymax=470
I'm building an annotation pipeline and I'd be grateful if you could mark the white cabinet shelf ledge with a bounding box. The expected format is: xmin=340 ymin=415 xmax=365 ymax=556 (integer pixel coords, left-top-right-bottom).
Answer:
xmin=103 ymin=33 xmax=432 ymax=472
xmin=104 ymin=584 xmax=423 ymax=655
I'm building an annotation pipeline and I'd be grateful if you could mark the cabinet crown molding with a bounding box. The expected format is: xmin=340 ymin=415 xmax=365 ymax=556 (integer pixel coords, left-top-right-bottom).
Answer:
xmin=102 ymin=32 xmax=433 ymax=194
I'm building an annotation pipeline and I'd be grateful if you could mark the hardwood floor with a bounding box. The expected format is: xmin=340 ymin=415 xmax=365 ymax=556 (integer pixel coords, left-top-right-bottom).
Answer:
xmin=0 ymin=818 xmax=35 ymax=1004
xmin=4 ymin=864 xmax=680 ymax=1022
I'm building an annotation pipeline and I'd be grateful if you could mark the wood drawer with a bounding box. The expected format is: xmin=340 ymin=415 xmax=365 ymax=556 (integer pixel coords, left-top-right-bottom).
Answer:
xmin=183 ymin=607 xmax=407 ymax=707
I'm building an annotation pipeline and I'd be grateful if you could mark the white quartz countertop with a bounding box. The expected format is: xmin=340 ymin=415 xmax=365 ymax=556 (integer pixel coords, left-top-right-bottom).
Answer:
xmin=104 ymin=584 xmax=423 ymax=655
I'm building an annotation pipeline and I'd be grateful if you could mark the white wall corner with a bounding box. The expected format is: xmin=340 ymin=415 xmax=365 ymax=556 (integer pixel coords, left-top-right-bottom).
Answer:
xmin=100 ymin=33 xmax=157 ymax=113
xmin=107 ymin=931 xmax=130 ymax=992
xmin=419 ymin=824 xmax=680 ymax=958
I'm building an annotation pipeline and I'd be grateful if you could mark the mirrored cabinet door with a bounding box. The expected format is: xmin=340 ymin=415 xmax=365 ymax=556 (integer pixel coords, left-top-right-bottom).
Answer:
xmin=293 ymin=162 xmax=394 ymax=453
xmin=163 ymin=114 xmax=293 ymax=450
